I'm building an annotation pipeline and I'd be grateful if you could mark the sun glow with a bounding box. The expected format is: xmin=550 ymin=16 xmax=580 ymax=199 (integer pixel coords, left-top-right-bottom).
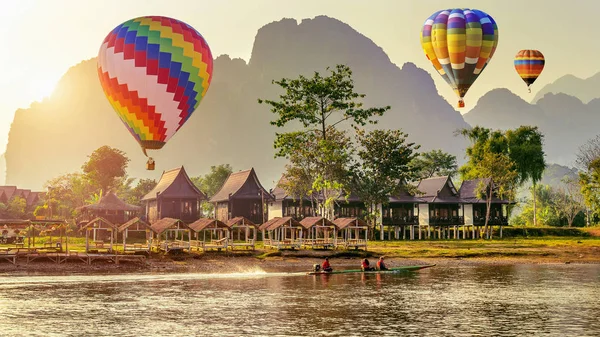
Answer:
xmin=28 ymin=77 xmax=59 ymax=103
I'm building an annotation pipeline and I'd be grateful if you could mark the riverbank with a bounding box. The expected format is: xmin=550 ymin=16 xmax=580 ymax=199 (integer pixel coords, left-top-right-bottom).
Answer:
xmin=0 ymin=237 xmax=598 ymax=275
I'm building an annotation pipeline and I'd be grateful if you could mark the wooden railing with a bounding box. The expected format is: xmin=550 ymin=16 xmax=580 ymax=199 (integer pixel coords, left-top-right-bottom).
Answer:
xmin=382 ymin=215 xmax=418 ymax=225
xmin=473 ymin=216 xmax=508 ymax=226
xmin=429 ymin=216 xmax=464 ymax=225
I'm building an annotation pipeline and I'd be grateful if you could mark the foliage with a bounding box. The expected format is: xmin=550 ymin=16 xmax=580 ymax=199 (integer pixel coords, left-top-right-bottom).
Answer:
xmin=191 ymin=164 xmax=233 ymax=216
xmin=469 ymin=152 xmax=518 ymax=238
xmin=82 ymin=145 xmax=130 ymax=193
xmin=554 ymin=177 xmax=585 ymax=227
xmin=410 ymin=149 xmax=458 ymax=180
xmin=123 ymin=178 xmax=157 ymax=206
xmin=352 ymin=128 xmax=420 ymax=230
xmin=0 ymin=197 xmax=27 ymax=219
xmin=259 ymin=65 xmax=388 ymax=220
xmin=512 ymin=184 xmax=586 ymax=227
xmin=44 ymin=173 xmax=95 ymax=219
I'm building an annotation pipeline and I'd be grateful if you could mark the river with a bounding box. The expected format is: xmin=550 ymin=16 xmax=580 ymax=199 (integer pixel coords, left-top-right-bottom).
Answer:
xmin=0 ymin=264 xmax=598 ymax=336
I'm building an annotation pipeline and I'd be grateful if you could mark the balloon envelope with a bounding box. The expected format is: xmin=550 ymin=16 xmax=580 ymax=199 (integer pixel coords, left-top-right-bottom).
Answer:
xmin=420 ymin=9 xmax=499 ymax=108
xmin=97 ymin=16 xmax=213 ymax=156
xmin=514 ymin=49 xmax=544 ymax=90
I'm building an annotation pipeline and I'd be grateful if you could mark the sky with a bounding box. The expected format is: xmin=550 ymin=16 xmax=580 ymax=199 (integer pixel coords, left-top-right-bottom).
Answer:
xmin=0 ymin=0 xmax=598 ymax=153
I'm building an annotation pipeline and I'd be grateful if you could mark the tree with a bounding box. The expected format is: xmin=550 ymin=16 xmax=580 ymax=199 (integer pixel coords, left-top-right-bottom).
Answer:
xmin=259 ymin=65 xmax=388 ymax=220
xmin=554 ymin=177 xmax=585 ymax=227
xmin=468 ymin=152 xmax=518 ymax=239
xmin=44 ymin=173 xmax=94 ymax=219
xmin=82 ymin=146 xmax=130 ymax=193
xmin=411 ymin=149 xmax=458 ymax=179
xmin=192 ymin=164 xmax=233 ymax=216
xmin=352 ymin=129 xmax=420 ymax=239
xmin=123 ymin=178 xmax=157 ymax=206
xmin=506 ymin=126 xmax=546 ymax=226
xmin=0 ymin=197 xmax=27 ymax=219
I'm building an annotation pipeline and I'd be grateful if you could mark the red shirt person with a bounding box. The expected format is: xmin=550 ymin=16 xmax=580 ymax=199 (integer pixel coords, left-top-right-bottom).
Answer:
xmin=361 ymin=258 xmax=374 ymax=271
xmin=376 ymin=256 xmax=388 ymax=271
xmin=322 ymin=257 xmax=332 ymax=272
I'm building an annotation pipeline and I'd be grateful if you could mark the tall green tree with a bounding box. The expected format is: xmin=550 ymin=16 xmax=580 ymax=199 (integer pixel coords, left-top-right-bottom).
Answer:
xmin=554 ymin=177 xmax=585 ymax=227
xmin=506 ymin=126 xmax=546 ymax=226
xmin=192 ymin=164 xmax=234 ymax=216
xmin=0 ymin=196 xmax=27 ymax=219
xmin=259 ymin=65 xmax=389 ymax=219
xmin=124 ymin=178 xmax=157 ymax=206
xmin=44 ymin=173 xmax=94 ymax=219
xmin=82 ymin=146 xmax=130 ymax=193
xmin=411 ymin=149 xmax=458 ymax=179
xmin=468 ymin=152 xmax=518 ymax=238
xmin=352 ymin=129 xmax=420 ymax=239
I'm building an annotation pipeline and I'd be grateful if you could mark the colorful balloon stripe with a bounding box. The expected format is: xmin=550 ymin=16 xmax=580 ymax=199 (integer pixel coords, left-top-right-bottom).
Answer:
xmin=421 ymin=8 xmax=498 ymax=107
xmin=97 ymin=16 xmax=213 ymax=152
xmin=514 ymin=50 xmax=545 ymax=87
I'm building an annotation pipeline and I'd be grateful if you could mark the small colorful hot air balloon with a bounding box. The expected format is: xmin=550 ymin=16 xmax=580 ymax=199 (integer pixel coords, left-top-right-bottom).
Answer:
xmin=97 ymin=16 xmax=213 ymax=170
xmin=514 ymin=50 xmax=545 ymax=93
xmin=420 ymin=9 xmax=499 ymax=108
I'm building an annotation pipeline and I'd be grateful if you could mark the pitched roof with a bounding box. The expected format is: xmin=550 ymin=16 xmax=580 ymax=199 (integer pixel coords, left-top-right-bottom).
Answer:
xmin=459 ymin=178 xmax=512 ymax=204
xmin=79 ymin=217 xmax=117 ymax=230
xmin=271 ymin=175 xmax=290 ymax=201
xmin=150 ymin=217 xmax=189 ymax=235
xmin=210 ymin=168 xmax=271 ymax=203
xmin=118 ymin=217 xmax=155 ymax=233
xmin=26 ymin=192 xmax=43 ymax=207
xmin=226 ymin=216 xmax=257 ymax=228
xmin=0 ymin=186 xmax=17 ymax=201
xmin=188 ymin=218 xmax=229 ymax=232
xmin=416 ymin=176 xmax=461 ymax=203
xmin=78 ymin=192 xmax=142 ymax=212
xmin=333 ymin=217 xmax=368 ymax=229
xmin=259 ymin=217 xmax=302 ymax=231
xmin=299 ymin=217 xmax=336 ymax=229
xmin=142 ymin=166 xmax=206 ymax=201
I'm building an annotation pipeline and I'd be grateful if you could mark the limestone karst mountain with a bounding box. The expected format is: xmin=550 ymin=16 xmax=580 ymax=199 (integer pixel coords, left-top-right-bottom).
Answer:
xmin=5 ymin=16 xmax=470 ymax=189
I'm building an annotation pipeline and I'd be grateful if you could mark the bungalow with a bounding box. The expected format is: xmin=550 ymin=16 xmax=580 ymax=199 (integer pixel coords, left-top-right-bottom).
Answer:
xmin=269 ymin=176 xmax=314 ymax=220
xmin=459 ymin=178 xmax=512 ymax=238
xmin=381 ymin=187 xmax=426 ymax=240
xmin=77 ymin=191 xmax=142 ymax=226
xmin=142 ymin=166 xmax=206 ymax=224
xmin=0 ymin=186 xmax=45 ymax=218
xmin=416 ymin=176 xmax=464 ymax=239
xmin=210 ymin=168 xmax=272 ymax=225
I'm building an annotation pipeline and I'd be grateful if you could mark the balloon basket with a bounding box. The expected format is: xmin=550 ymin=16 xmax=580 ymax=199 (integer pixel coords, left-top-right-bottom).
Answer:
xmin=146 ymin=158 xmax=155 ymax=171
xmin=458 ymin=100 xmax=465 ymax=108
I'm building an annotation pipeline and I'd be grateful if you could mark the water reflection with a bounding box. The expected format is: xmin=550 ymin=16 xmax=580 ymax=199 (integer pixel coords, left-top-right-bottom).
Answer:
xmin=0 ymin=265 xmax=598 ymax=336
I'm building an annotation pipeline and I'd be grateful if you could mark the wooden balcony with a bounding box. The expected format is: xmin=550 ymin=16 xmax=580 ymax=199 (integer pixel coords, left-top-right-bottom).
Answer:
xmin=382 ymin=215 xmax=418 ymax=226
xmin=429 ymin=216 xmax=464 ymax=226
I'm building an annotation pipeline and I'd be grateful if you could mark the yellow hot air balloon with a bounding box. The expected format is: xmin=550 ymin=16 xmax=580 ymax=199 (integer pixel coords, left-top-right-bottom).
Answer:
xmin=421 ymin=9 xmax=499 ymax=108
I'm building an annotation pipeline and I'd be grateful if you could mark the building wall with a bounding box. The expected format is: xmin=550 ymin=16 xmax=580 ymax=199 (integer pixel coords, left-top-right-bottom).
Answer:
xmin=464 ymin=204 xmax=474 ymax=226
xmin=269 ymin=201 xmax=282 ymax=219
xmin=418 ymin=204 xmax=429 ymax=226
xmin=147 ymin=200 xmax=158 ymax=224
xmin=216 ymin=202 xmax=229 ymax=222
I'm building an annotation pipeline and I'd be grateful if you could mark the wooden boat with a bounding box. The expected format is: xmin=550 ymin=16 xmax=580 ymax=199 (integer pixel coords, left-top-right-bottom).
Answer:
xmin=306 ymin=264 xmax=435 ymax=275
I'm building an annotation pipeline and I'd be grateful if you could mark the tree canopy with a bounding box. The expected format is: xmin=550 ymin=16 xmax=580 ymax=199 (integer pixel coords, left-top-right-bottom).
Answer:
xmin=411 ymin=149 xmax=458 ymax=180
xmin=82 ymin=146 xmax=130 ymax=193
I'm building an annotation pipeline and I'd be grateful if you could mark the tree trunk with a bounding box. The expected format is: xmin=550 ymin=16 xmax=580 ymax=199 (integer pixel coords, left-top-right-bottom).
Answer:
xmin=484 ymin=185 xmax=492 ymax=239
xmin=533 ymin=181 xmax=537 ymax=227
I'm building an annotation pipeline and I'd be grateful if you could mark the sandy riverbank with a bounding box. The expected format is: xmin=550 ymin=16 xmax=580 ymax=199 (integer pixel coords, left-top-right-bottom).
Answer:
xmin=0 ymin=244 xmax=598 ymax=276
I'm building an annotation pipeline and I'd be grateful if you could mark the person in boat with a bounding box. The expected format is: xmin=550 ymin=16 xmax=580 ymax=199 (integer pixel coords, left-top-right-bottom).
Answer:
xmin=376 ymin=256 xmax=388 ymax=271
xmin=321 ymin=257 xmax=332 ymax=272
xmin=361 ymin=258 xmax=375 ymax=271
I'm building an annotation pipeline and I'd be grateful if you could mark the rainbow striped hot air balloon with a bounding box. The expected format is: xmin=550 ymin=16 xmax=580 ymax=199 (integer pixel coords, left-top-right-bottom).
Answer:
xmin=420 ymin=9 xmax=499 ymax=108
xmin=97 ymin=16 xmax=213 ymax=170
xmin=514 ymin=50 xmax=545 ymax=93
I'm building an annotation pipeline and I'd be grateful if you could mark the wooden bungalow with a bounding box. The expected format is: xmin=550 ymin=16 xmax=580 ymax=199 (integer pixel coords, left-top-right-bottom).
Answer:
xmin=142 ymin=166 xmax=206 ymax=224
xmin=382 ymin=188 xmax=426 ymax=240
xmin=299 ymin=217 xmax=338 ymax=249
xmin=333 ymin=217 xmax=368 ymax=250
xmin=334 ymin=192 xmax=366 ymax=219
xmin=416 ymin=176 xmax=464 ymax=240
xmin=118 ymin=217 xmax=156 ymax=253
xmin=150 ymin=217 xmax=192 ymax=252
xmin=79 ymin=217 xmax=118 ymax=253
xmin=269 ymin=175 xmax=314 ymax=221
xmin=210 ymin=168 xmax=272 ymax=225
xmin=77 ymin=191 xmax=142 ymax=226
xmin=459 ymin=178 xmax=513 ymax=239
xmin=188 ymin=218 xmax=230 ymax=251
xmin=260 ymin=217 xmax=303 ymax=250
xmin=226 ymin=216 xmax=258 ymax=250
xmin=0 ymin=186 xmax=45 ymax=218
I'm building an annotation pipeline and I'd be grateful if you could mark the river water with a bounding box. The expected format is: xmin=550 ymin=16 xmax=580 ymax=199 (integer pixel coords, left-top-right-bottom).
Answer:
xmin=0 ymin=264 xmax=598 ymax=336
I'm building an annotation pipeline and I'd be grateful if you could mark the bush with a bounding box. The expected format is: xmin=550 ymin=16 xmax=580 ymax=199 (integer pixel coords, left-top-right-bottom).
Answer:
xmin=500 ymin=227 xmax=591 ymax=238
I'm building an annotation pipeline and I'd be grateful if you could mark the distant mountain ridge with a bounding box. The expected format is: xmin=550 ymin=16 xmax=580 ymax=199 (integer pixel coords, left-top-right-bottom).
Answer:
xmin=0 ymin=153 xmax=5 ymax=185
xmin=464 ymin=88 xmax=600 ymax=166
xmin=533 ymin=72 xmax=600 ymax=104
xmin=4 ymin=16 xmax=469 ymax=190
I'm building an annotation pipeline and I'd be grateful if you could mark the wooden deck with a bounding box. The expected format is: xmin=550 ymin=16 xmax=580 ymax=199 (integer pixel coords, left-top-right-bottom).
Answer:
xmin=0 ymin=249 xmax=146 ymax=265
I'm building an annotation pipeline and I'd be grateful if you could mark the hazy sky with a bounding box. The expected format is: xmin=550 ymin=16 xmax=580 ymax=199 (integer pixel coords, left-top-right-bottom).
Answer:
xmin=0 ymin=0 xmax=598 ymax=153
